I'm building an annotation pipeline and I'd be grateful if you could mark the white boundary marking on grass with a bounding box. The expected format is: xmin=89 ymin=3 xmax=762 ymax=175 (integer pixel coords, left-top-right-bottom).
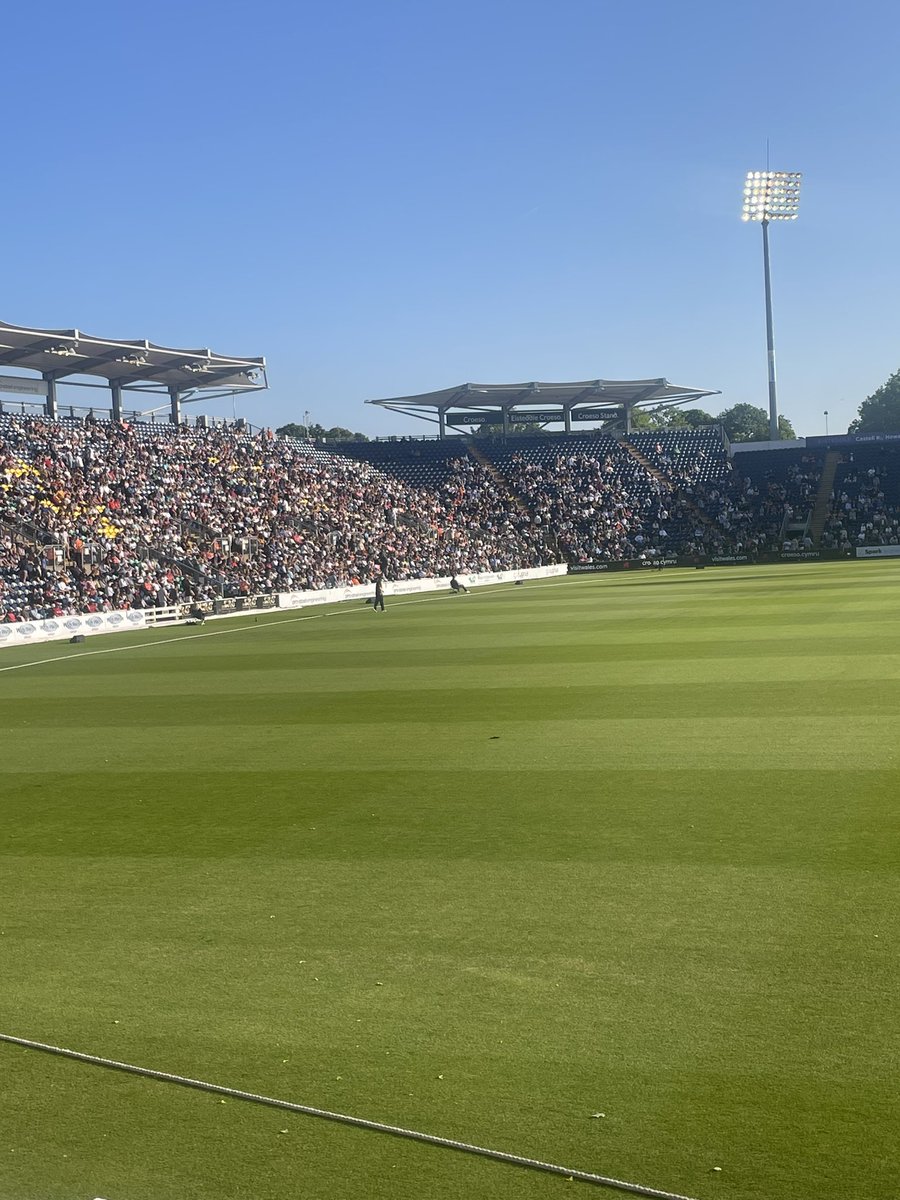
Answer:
xmin=1 ymin=564 xmax=777 ymax=677
xmin=2 ymin=560 xmax=872 ymax=677
xmin=0 ymin=591 xmax=455 ymax=674
xmin=0 ymin=1032 xmax=702 ymax=1200
xmin=1 ymin=560 xmax=841 ymax=678
xmin=0 ymin=576 xmax=581 ymax=675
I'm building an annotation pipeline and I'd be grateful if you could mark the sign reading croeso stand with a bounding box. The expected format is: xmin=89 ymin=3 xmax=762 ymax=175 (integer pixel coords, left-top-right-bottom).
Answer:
xmin=446 ymin=408 xmax=608 ymax=426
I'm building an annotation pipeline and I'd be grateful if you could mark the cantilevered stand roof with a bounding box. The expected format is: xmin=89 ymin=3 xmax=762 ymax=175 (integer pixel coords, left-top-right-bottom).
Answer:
xmin=0 ymin=321 xmax=266 ymax=394
xmin=367 ymin=378 xmax=720 ymax=428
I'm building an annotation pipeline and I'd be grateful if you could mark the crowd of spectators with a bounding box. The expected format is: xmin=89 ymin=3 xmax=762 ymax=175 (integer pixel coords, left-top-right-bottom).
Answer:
xmin=0 ymin=416 xmax=548 ymax=621
xmin=437 ymin=454 xmax=551 ymax=555
xmin=821 ymin=453 xmax=900 ymax=549
xmin=3 ymin=414 xmax=888 ymax=624
xmin=502 ymin=445 xmax=685 ymax=562
xmin=664 ymin=452 xmax=823 ymax=559
xmin=495 ymin=434 xmax=820 ymax=564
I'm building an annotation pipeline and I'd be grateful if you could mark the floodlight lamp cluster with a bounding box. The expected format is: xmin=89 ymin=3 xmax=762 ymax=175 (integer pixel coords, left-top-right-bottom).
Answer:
xmin=742 ymin=170 xmax=802 ymax=222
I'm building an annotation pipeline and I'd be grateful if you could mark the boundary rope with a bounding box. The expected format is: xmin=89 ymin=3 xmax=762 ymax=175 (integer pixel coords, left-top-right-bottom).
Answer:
xmin=0 ymin=1032 xmax=702 ymax=1199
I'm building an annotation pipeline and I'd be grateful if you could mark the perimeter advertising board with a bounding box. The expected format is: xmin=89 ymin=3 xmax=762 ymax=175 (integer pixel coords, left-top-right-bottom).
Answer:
xmin=568 ymin=550 xmax=848 ymax=573
xmin=213 ymin=594 xmax=277 ymax=614
xmin=856 ymin=545 xmax=900 ymax=558
xmin=0 ymin=608 xmax=146 ymax=649
xmin=277 ymin=564 xmax=566 ymax=610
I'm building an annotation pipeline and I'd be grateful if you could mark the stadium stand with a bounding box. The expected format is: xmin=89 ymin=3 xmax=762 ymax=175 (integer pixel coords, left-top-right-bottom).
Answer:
xmin=482 ymin=434 xmax=679 ymax=562
xmin=625 ymin=427 xmax=732 ymax=487
xmin=324 ymin=438 xmax=548 ymax=554
xmin=0 ymin=416 xmax=548 ymax=621
xmin=821 ymin=444 xmax=900 ymax=549
xmin=680 ymin=444 xmax=827 ymax=555
xmin=0 ymin=416 xmax=867 ymax=623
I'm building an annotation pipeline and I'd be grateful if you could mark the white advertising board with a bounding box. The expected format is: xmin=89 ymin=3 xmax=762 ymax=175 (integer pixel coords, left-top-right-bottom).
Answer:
xmin=277 ymin=564 xmax=565 ymax=612
xmin=0 ymin=608 xmax=146 ymax=649
xmin=856 ymin=545 xmax=900 ymax=558
xmin=1 ymin=565 xmax=567 ymax=650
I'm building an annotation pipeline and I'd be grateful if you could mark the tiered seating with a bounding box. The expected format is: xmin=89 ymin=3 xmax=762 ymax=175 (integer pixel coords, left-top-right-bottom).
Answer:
xmin=723 ymin=447 xmax=825 ymax=548
xmin=734 ymin=447 xmax=824 ymax=494
xmin=5 ymin=416 xmax=881 ymax=623
xmin=326 ymin=438 xmax=555 ymax=561
xmin=0 ymin=418 xmax=548 ymax=621
xmin=325 ymin=438 xmax=473 ymax=489
xmin=823 ymin=444 xmax=900 ymax=548
xmin=481 ymin=435 xmax=677 ymax=562
xmin=627 ymin=428 xmax=731 ymax=484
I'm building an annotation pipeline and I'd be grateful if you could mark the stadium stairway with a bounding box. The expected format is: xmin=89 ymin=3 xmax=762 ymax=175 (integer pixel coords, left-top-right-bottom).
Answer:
xmin=809 ymin=450 xmax=842 ymax=544
xmin=618 ymin=437 xmax=674 ymax=491
xmin=465 ymin=439 xmax=532 ymax=519
xmin=620 ymin=436 xmax=722 ymax=541
xmin=465 ymin=438 xmax=564 ymax=560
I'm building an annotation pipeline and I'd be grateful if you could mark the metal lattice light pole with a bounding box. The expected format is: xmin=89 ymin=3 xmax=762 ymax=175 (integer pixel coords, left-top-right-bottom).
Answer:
xmin=742 ymin=170 xmax=802 ymax=440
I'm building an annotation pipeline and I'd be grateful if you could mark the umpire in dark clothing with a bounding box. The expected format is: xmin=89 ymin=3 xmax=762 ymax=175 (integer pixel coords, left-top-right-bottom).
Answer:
xmin=373 ymin=575 xmax=385 ymax=611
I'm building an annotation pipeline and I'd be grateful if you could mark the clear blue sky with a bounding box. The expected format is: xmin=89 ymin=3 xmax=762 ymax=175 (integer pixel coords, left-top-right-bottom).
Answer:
xmin=3 ymin=0 xmax=898 ymax=437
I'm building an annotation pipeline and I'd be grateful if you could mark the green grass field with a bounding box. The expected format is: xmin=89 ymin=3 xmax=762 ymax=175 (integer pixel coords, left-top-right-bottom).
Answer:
xmin=1 ymin=562 xmax=898 ymax=1200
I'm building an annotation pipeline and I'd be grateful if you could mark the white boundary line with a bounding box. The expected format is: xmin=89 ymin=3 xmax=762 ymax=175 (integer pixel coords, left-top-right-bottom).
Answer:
xmin=2 ymin=558 xmax=883 ymax=676
xmin=0 ymin=563 xmax=797 ymax=676
xmin=0 ymin=1032 xmax=702 ymax=1200
xmin=0 ymin=590 xmax=460 ymax=674
xmin=0 ymin=577 xmax=578 ymax=675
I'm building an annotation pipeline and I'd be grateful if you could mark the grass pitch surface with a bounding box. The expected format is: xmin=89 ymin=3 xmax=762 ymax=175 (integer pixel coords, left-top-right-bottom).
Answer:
xmin=1 ymin=562 xmax=898 ymax=1200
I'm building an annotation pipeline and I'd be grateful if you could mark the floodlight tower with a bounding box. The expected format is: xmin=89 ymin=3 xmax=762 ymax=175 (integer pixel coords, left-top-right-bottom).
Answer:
xmin=742 ymin=170 xmax=802 ymax=440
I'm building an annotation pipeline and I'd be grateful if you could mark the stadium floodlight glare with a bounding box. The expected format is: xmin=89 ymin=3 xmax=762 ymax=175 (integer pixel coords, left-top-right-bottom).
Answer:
xmin=742 ymin=170 xmax=802 ymax=222
xmin=742 ymin=169 xmax=802 ymax=440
